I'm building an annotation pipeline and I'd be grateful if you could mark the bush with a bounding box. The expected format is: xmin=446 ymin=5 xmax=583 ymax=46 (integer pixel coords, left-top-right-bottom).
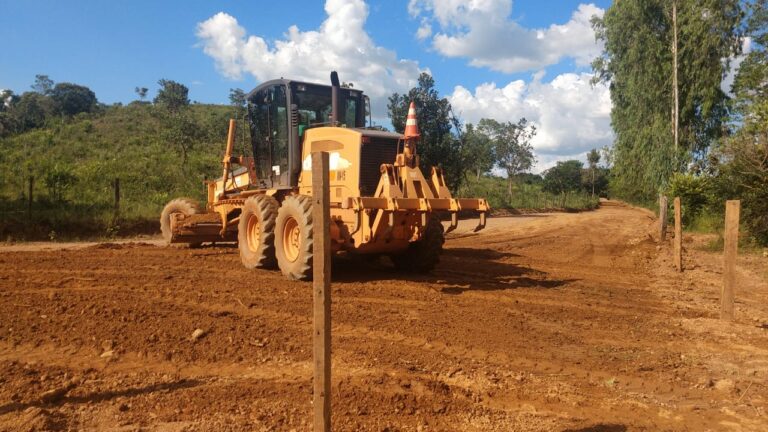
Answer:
xmin=666 ymin=173 xmax=712 ymax=225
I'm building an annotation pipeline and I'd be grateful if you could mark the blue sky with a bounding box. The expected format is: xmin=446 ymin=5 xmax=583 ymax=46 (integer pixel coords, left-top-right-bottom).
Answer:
xmin=1 ymin=0 xmax=614 ymax=170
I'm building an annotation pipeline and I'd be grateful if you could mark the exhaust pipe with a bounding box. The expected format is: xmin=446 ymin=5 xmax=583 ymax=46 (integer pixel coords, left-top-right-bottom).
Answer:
xmin=330 ymin=71 xmax=341 ymax=125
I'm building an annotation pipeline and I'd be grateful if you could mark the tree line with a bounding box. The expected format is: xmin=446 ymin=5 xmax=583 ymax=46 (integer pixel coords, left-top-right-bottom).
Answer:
xmin=387 ymin=73 xmax=608 ymax=204
xmin=0 ymin=69 xmax=602 ymax=241
xmin=593 ymin=0 xmax=767 ymax=245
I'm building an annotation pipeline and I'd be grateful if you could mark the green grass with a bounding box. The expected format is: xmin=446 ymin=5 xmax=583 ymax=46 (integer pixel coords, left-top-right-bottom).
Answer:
xmin=0 ymin=103 xmax=237 ymax=240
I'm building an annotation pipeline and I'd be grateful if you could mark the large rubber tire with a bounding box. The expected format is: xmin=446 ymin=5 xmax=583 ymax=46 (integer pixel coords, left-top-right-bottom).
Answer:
xmin=391 ymin=216 xmax=445 ymax=273
xmin=274 ymin=195 xmax=314 ymax=281
xmin=238 ymin=195 xmax=278 ymax=269
xmin=160 ymin=198 xmax=201 ymax=247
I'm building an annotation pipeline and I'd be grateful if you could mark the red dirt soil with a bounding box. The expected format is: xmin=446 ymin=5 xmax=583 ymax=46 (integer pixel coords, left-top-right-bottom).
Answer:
xmin=0 ymin=203 xmax=766 ymax=431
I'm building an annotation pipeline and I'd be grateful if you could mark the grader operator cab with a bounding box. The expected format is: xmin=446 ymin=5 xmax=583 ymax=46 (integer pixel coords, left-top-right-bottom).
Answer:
xmin=161 ymin=72 xmax=489 ymax=280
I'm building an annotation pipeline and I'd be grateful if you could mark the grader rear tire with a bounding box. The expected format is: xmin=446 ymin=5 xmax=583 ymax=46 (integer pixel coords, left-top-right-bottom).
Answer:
xmin=160 ymin=198 xmax=202 ymax=247
xmin=274 ymin=195 xmax=313 ymax=281
xmin=391 ymin=216 xmax=445 ymax=273
xmin=238 ymin=195 xmax=278 ymax=269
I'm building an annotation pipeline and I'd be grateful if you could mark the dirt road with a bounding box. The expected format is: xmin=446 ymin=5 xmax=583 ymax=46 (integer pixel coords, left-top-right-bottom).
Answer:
xmin=0 ymin=203 xmax=765 ymax=431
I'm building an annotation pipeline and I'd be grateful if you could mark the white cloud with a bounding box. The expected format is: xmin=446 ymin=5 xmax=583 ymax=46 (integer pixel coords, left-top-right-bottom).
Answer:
xmin=449 ymin=72 xmax=613 ymax=172
xmin=196 ymin=0 xmax=424 ymax=117
xmin=409 ymin=0 xmax=604 ymax=73
xmin=722 ymin=37 xmax=752 ymax=95
xmin=416 ymin=21 xmax=433 ymax=40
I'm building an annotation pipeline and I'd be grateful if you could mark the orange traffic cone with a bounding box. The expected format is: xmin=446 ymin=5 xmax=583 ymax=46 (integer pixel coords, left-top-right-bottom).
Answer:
xmin=404 ymin=101 xmax=420 ymax=139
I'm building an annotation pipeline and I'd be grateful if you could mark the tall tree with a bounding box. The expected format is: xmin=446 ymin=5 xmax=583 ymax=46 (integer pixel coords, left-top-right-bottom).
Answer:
xmin=461 ymin=123 xmax=495 ymax=179
xmin=731 ymin=0 xmax=767 ymax=132
xmin=387 ymin=73 xmax=464 ymax=191
xmin=715 ymin=0 xmax=768 ymax=245
xmin=135 ymin=87 xmax=149 ymax=101
xmin=154 ymin=79 xmax=189 ymax=113
xmin=12 ymin=92 xmax=53 ymax=131
xmin=31 ymin=74 xmax=54 ymax=95
xmin=229 ymin=88 xmax=246 ymax=108
xmin=587 ymin=148 xmax=601 ymax=197
xmin=50 ymin=83 xmax=97 ymax=116
xmin=478 ymin=118 xmax=537 ymax=197
xmin=592 ymin=0 xmax=743 ymax=202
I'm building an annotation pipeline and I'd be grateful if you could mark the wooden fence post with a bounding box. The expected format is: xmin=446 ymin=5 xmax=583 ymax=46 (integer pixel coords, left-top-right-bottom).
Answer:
xmin=674 ymin=197 xmax=682 ymax=272
xmin=659 ymin=195 xmax=668 ymax=242
xmin=114 ymin=178 xmax=121 ymax=218
xmin=311 ymin=151 xmax=331 ymax=432
xmin=27 ymin=176 xmax=34 ymax=220
xmin=722 ymin=200 xmax=740 ymax=321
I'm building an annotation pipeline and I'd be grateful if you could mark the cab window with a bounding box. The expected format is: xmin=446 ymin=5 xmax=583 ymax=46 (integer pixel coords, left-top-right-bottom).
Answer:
xmin=249 ymin=85 xmax=289 ymax=180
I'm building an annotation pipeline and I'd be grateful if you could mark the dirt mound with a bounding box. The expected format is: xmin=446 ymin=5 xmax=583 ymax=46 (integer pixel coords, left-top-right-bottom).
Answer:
xmin=85 ymin=241 xmax=158 ymax=250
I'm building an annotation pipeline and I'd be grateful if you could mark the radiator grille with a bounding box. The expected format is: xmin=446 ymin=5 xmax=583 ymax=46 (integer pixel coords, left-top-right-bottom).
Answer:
xmin=359 ymin=136 xmax=398 ymax=196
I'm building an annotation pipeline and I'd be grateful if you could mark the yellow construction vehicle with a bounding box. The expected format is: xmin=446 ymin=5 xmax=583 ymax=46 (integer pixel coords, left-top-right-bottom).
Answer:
xmin=160 ymin=72 xmax=488 ymax=280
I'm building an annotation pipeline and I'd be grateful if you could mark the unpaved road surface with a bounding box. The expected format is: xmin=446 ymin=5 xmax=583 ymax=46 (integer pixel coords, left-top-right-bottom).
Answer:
xmin=0 ymin=203 xmax=766 ymax=431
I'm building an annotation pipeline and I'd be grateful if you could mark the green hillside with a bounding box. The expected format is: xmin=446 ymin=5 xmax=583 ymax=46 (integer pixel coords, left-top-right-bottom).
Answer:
xmin=0 ymin=102 xmax=245 ymax=240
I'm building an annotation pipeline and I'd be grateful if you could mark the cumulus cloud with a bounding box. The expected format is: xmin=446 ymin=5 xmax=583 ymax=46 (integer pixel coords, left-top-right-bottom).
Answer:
xmin=196 ymin=0 xmax=424 ymax=116
xmin=449 ymin=72 xmax=613 ymax=172
xmin=409 ymin=0 xmax=604 ymax=73
xmin=416 ymin=21 xmax=433 ymax=40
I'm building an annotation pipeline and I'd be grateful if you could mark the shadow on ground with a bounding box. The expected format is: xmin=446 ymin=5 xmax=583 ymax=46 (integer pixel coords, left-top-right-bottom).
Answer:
xmin=0 ymin=379 xmax=202 ymax=416
xmin=331 ymin=246 xmax=577 ymax=293
xmin=562 ymin=425 xmax=627 ymax=432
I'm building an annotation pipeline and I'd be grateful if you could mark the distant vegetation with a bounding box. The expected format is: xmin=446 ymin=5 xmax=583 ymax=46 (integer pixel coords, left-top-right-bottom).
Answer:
xmin=387 ymin=73 xmax=606 ymax=211
xmin=0 ymin=77 xmax=245 ymax=240
xmin=592 ymin=0 xmax=767 ymax=246
xmin=1 ymin=72 xmax=604 ymax=240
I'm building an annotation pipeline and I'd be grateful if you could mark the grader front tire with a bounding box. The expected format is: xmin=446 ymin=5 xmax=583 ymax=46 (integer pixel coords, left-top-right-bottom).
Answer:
xmin=238 ymin=195 xmax=279 ymax=269
xmin=391 ymin=216 xmax=445 ymax=273
xmin=274 ymin=195 xmax=314 ymax=281
xmin=160 ymin=198 xmax=202 ymax=247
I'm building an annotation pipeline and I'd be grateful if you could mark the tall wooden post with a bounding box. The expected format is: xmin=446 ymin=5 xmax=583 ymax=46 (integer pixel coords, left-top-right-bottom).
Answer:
xmin=27 ymin=176 xmax=34 ymax=220
xmin=114 ymin=178 xmax=121 ymax=218
xmin=659 ymin=195 xmax=669 ymax=242
xmin=674 ymin=197 xmax=682 ymax=271
xmin=311 ymin=151 xmax=331 ymax=432
xmin=722 ymin=200 xmax=740 ymax=321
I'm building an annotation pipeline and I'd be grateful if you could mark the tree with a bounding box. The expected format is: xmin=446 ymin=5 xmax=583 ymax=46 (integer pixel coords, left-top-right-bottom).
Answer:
xmin=135 ymin=87 xmax=149 ymax=101
xmin=478 ymin=118 xmax=536 ymax=197
xmin=713 ymin=0 xmax=768 ymax=245
xmin=592 ymin=0 xmax=743 ymax=202
xmin=461 ymin=123 xmax=495 ymax=179
xmin=387 ymin=73 xmax=464 ymax=191
xmin=730 ymin=0 xmax=767 ymax=132
xmin=543 ymin=160 xmax=584 ymax=196
xmin=31 ymin=74 xmax=54 ymax=95
xmin=154 ymin=79 xmax=189 ymax=112
xmin=587 ymin=148 xmax=601 ymax=197
xmin=229 ymin=88 xmax=246 ymax=108
xmin=12 ymin=92 xmax=53 ymax=131
xmin=50 ymin=83 xmax=97 ymax=116
xmin=1 ymin=89 xmax=19 ymax=112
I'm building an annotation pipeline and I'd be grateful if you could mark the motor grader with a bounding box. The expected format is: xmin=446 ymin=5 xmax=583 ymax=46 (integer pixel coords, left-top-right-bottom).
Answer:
xmin=160 ymin=72 xmax=488 ymax=280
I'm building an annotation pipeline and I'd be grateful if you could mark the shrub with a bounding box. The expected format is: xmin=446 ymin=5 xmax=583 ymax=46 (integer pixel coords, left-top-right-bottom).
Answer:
xmin=667 ymin=173 xmax=711 ymax=225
